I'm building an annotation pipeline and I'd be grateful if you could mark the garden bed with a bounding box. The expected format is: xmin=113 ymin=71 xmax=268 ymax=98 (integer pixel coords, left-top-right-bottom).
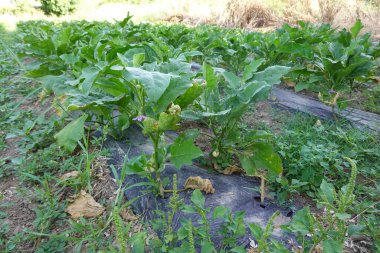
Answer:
xmin=105 ymin=126 xmax=297 ymax=249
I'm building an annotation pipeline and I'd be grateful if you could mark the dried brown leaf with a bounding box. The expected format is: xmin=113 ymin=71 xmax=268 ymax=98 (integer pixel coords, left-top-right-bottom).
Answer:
xmin=60 ymin=171 xmax=80 ymax=180
xmin=119 ymin=207 xmax=138 ymax=221
xmin=66 ymin=190 xmax=105 ymax=218
xmin=184 ymin=176 xmax=215 ymax=194
xmin=221 ymin=165 xmax=244 ymax=175
xmin=284 ymin=79 xmax=295 ymax=88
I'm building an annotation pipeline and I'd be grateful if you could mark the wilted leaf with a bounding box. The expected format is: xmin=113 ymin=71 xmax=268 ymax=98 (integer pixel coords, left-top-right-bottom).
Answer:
xmin=283 ymin=78 xmax=295 ymax=88
xmin=119 ymin=207 xmax=138 ymax=221
xmin=60 ymin=171 xmax=80 ymax=180
xmin=184 ymin=176 xmax=215 ymax=194
xmin=221 ymin=165 xmax=244 ymax=175
xmin=66 ymin=190 xmax=105 ymax=218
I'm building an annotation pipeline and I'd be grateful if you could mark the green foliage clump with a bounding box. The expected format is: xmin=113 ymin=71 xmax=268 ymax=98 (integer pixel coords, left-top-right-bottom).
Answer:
xmin=274 ymin=114 xmax=380 ymax=201
xmin=40 ymin=0 xmax=77 ymax=16
xmin=363 ymin=84 xmax=380 ymax=114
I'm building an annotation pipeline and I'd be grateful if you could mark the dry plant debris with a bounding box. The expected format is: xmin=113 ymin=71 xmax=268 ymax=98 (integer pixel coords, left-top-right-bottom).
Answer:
xmin=119 ymin=206 xmax=138 ymax=222
xmin=184 ymin=176 xmax=215 ymax=194
xmin=60 ymin=171 xmax=80 ymax=180
xmin=221 ymin=165 xmax=244 ymax=175
xmin=222 ymin=0 xmax=276 ymax=28
xmin=66 ymin=190 xmax=105 ymax=218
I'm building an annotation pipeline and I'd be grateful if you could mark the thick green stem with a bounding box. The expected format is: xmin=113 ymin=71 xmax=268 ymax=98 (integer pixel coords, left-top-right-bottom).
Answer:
xmin=151 ymin=132 xmax=164 ymax=197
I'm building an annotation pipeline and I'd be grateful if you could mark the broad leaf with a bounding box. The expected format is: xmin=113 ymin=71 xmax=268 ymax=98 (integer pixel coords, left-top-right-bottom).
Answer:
xmin=242 ymin=58 xmax=265 ymax=81
xmin=170 ymin=137 xmax=203 ymax=169
xmin=253 ymin=66 xmax=290 ymax=85
xmin=124 ymin=67 xmax=171 ymax=102
xmin=54 ymin=114 xmax=87 ymax=153
xmin=174 ymin=82 xmax=203 ymax=109
xmin=133 ymin=53 xmax=145 ymax=67
xmin=203 ymin=63 xmax=217 ymax=90
xmin=239 ymin=154 xmax=256 ymax=176
xmin=249 ymin=142 xmax=283 ymax=174
xmin=79 ymin=67 xmax=100 ymax=95
xmin=155 ymin=75 xmax=192 ymax=113
xmin=222 ymin=71 xmax=240 ymax=89
xmin=288 ymin=208 xmax=313 ymax=235
xmin=248 ymin=223 xmax=263 ymax=239
xmin=350 ymin=20 xmax=363 ymax=38
xmin=191 ymin=189 xmax=205 ymax=208
xmin=320 ymin=180 xmax=336 ymax=205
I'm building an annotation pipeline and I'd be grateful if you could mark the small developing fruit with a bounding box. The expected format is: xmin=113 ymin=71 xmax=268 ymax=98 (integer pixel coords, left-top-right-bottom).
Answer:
xmin=168 ymin=103 xmax=181 ymax=115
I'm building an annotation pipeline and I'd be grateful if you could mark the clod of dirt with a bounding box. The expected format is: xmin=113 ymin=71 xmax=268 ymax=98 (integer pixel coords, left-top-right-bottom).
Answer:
xmin=184 ymin=176 xmax=215 ymax=194
xmin=60 ymin=171 xmax=80 ymax=180
xmin=66 ymin=190 xmax=105 ymax=218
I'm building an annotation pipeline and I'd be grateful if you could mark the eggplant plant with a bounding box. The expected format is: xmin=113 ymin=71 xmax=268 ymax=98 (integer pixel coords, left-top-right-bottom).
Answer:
xmin=184 ymin=60 xmax=289 ymax=201
xmin=295 ymin=20 xmax=375 ymax=117
xmin=109 ymin=59 xmax=203 ymax=197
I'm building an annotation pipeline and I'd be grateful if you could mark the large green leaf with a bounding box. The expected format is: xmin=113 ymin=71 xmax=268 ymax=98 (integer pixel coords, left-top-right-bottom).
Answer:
xmin=155 ymin=75 xmax=192 ymax=113
xmin=124 ymin=67 xmax=171 ymax=103
xmin=288 ymin=207 xmax=313 ymax=236
xmin=54 ymin=114 xmax=87 ymax=153
xmin=222 ymin=71 xmax=240 ymax=89
xmin=37 ymin=75 xmax=75 ymax=96
xmin=181 ymin=109 xmax=231 ymax=120
xmin=320 ymin=180 xmax=336 ymax=205
xmin=174 ymin=82 xmax=204 ymax=109
xmin=203 ymin=63 xmax=217 ymax=90
xmin=170 ymin=136 xmax=202 ymax=169
xmin=350 ymin=19 xmax=363 ymax=39
xmin=79 ymin=67 xmax=100 ymax=95
xmin=242 ymin=58 xmax=265 ymax=81
xmin=250 ymin=142 xmax=283 ymax=174
xmin=190 ymin=189 xmax=205 ymax=209
xmin=253 ymin=66 xmax=290 ymax=85
xmin=240 ymin=142 xmax=282 ymax=176
xmin=239 ymin=154 xmax=256 ymax=176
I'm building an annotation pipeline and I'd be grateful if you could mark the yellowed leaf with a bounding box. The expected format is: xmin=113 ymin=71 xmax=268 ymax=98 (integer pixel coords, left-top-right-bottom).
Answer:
xmin=66 ymin=190 xmax=105 ymax=218
xmin=184 ymin=176 xmax=215 ymax=194
xmin=284 ymin=79 xmax=295 ymax=88
xmin=221 ymin=165 xmax=244 ymax=175
xmin=60 ymin=171 xmax=80 ymax=180
xmin=314 ymin=119 xmax=322 ymax=127
xmin=119 ymin=207 xmax=138 ymax=221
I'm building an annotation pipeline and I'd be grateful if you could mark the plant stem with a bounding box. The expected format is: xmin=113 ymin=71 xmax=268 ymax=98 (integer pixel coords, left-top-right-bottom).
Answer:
xmin=151 ymin=132 xmax=164 ymax=197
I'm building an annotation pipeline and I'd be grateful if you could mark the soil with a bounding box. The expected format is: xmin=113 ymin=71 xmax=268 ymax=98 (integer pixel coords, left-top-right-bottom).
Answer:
xmin=0 ymin=175 xmax=35 ymax=252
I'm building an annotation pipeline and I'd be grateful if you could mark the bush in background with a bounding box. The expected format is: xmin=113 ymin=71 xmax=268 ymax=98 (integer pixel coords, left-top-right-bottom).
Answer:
xmin=40 ymin=0 xmax=77 ymax=16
